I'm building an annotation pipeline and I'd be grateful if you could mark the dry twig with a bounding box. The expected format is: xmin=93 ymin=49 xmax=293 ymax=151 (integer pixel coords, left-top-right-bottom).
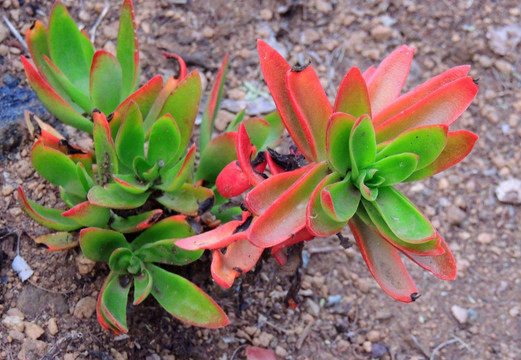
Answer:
xmin=2 ymin=15 xmax=27 ymax=49
xmin=89 ymin=4 xmax=110 ymax=43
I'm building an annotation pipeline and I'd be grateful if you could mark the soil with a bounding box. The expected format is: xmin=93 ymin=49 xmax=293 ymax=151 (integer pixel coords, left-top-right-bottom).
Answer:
xmin=1 ymin=0 xmax=521 ymax=359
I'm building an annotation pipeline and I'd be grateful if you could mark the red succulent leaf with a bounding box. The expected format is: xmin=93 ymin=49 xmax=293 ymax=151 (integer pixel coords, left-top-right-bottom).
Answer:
xmin=367 ymin=45 xmax=415 ymax=114
xmin=270 ymin=228 xmax=314 ymax=266
xmin=110 ymin=209 xmax=163 ymax=234
xmin=265 ymin=151 xmax=286 ymax=175
xmin=286 ymin=65 xmax=332 ymax=161
xmin=349 ymin=216 xmax=418 ymax=303
xmin=246 ymin=165 xmax=311 ymax=216
xmin=62 ymin=201 xmax=111 ymax=228
xmin=362 ymin=65 xmax=376 ymax=82
xmin=257 ymin=39 xmax=315 ymax=161
xmin=216 ymin=161 xmax=252 ymax=198
xmin=406 ymin=130 xmax=478 ymax=181
xmin=246 ymin=346 xmax=279 ymax=360
xmin=375 ymin=76 xmax=478 ymax=143
xmin=401 ymin=233 xmax=457 ymax=280
xmin=237 ymin=123 xmax=265 ymax=186
xmin=334 ymin=67 xmax=371 ymax=119
xmin=162 ymin=52 xmax=188 ymax=80
xmin=248 ymin=162 xmax=328 ymax=248
xmin=211 ymin=239 xmax=263 ymax=288
xmin=372 ymin=65 xmax=471 ymax=126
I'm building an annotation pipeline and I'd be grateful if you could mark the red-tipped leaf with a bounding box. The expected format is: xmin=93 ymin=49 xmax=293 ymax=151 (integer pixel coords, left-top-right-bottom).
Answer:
xmin=334 ymin=67 xmax=371 ymax=119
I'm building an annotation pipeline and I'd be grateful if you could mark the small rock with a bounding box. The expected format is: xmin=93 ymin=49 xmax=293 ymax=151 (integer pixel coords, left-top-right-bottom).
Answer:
xmin=74 ymin=296 xmax=96 ymax=319
xmin=259 ymin=8 xmax=273 ymax=21
xmin=3 ymin=74 xmax=19 ymax=88
xmin=25 ymin=322 xmax=45 ymax=340
xmin=245 ymin=326 xmax=259 ymax=337
xmin=337 ymin=339 xmax=350 ymax=352
xmin=2 ymin=184 xmax=14 ymax=196
xmin=75 ymin=254 xmax=96 ymax=275
xmin=9 ymin=329 xmax=25 ymax=341
xmin=214 ymin=109 xmax=236 ymax=132
xmin=228 ymin=88 xmax=246 ymax=100
xmin=451 ymin=305 xmax=468 ymax=324
xmin=371 ymin=342 xmax=389 ymax=358
xmin=357 ymin=278 xmax=372 ymax=293
xmin=477 ymin=233 xmax=492 ymax=244
xmin=494 ymin=59 xmax=513 ymax=75
xmin=102 ymin=22 xmax=119 ymax=40
xmin=2 ymin=315 xmax=25 ymax=332
xmin=487 ymin=24 xmax=521 ymax=56
xmin=371 ymin=25 xmax=393 ymax=41
xmin=257 ymin=332 xmax=274 ymax=347
xmin=19 ymin=338 xmax=47 ymax=359
xmin=362 ymin=341 xmax=372 ymax=352
xmin=447 ymin=205 xmax=466 ymax=225
xmin=315 ymin=0 xmax=332 ymax=13
xmin=305 ymin=298 xmax=320 ymax=317
xmin=375 ymin=310 xmax=393 ymax=320
xmin=64 ymin=354 xmax=79 ymax=360
xmin=47 ymin=318 xmax=59 ymax=335
xmin=7 ymin=308 xmax=24 ymax=319
xmin=495 ymin=179 xmax=521 ymax=204
xmin=367 ymin=330 xmax=381 ymax=342
xmin=509 ymin=307 xmax=520 ymax=317
xmin=275 ymin=345 xmax=288 ymax=357
xmin=304 ymin=28 xmax=320 ymax=43
xmin=0 ymin=23 xmax=9 ymax=43
xmin=478 ymin=55 xmax=493 ymax=68
xmin=202 ymin=26 xmax=215 ymax=38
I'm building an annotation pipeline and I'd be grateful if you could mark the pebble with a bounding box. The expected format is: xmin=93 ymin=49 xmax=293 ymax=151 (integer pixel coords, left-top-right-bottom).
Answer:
xmin=375 ymin=310 xmax=393 ymax=320
xmin=451 ymin=305 xmax=468 ymax=324
xmin=275 ymin=345 xmax=288 ymax=357
xmin=509 ymin=307 xmax=520 ymax=317
xmin=366 ymin=330 xmax=381 ymax=342
xmin=371 ymin=342 xmax=389 ymax=357
xmin=2 ymin=315 xmax=25 ymax=332
xmin=305 ymin=298 xmax=320 ymax=317
xmin=494 ymin=59 xmax=512 ymax=75
xmin=315 ymin=0 xmax=332 ymax=13
xmin=75 ymin=254 xmax=96 ymax=275
xmin=337 ymin=339 xmax=350 ymax=352
xmin=73 ymin=296 xmax=97 ymax=319
xmin=0 ymin=23 xmax=9 ymax=43
xmin=202 ymin=26 xmax=215 ymax=38
xmin=362 ymin=341 xmax=372 ymax=352
xmin=371 ymin=25 xmax=393 ymax=41
xmin=495 ymin=179 xmax=521 ymax=204
xmin=24 ymin=322 xmax=45 ymax=340
xmin=260 ymin=8 xmax=273 ymax=21
xmin=478 ymin=55 xmax=493 ymax=68
xmin=477 ymin=232 xmax=492 ymax=244
xmin=9 ymin=329 xmax=25 ymax=341
xmin=446 ymin=205 xmax=466 ymax=225
xmin=304 ymin=29 xmax=320 ymax=43
xmin=254 ymin=332 xmax=273 ymax=347
xmin=47 ymin=318 xmax=59 ymax=335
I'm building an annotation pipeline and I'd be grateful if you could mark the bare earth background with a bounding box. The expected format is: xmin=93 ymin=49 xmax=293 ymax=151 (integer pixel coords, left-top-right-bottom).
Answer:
xmin=1 ymin=0 xmax=520 ymax=359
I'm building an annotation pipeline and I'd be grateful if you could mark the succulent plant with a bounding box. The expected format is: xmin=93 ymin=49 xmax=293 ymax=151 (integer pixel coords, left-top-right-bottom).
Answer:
xmin=79 ymin=216 xmax=228 ymax=334
xmin=177 ymin=41 xmax=479 ymax=302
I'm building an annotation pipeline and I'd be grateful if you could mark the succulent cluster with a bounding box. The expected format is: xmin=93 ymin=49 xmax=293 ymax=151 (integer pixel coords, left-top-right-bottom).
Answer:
xmin=19 ymin=0 xmax=478 ymax=335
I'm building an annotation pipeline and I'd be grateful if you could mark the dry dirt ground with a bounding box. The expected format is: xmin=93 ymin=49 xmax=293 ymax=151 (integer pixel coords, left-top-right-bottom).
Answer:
xmin=1 ymin=0 xmax=521 ymax=359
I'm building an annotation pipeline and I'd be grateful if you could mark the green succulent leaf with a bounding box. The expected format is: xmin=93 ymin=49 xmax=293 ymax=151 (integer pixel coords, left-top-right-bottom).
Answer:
xmin=135 ymin=239 xmax=203 ymax=266
xmin=355 ymin=171 xmax=379 ymax=201
xmin=156 ymin=184 xmax=214 ymax=217
xmin=262 ymin=111 xmax=285 ymax=149
xmin=31 ymin=141 xmax=86 ymax=198
xmin=88 ymin=184 xmax=150 ymax=209
xmin=157 ymin=70 xmax=202 ymax=156
xmin=110 ymin=209 xmax=163 ymax=233
xmin=131 ymin=215 xmax=195 ymax=250
xmin=147 ymin=114 xmax=181 ymax=167
xmin=108 ymin=248 xmax=134 ymax=272
xmin=99 ymin=271 xmax=131 ymax=334
xmin=196 ymin=133 xmax=237 ymax=184
xmin=326 ymin=112 xmax=356 ymax=175
xmin=117 ymin=0 xmax=139 ymax=98
xmin=34 ymin=232 xmax=77 ymax=251
xmin=321 ymin=177 xmax=360 ymax=222
xmin=371 ymin=153 xmax=419 ymax=186
xmin=349 ymin=114 xmax=376 ymax=178
xmin=48 ymin=1 xmax=91 ymax=93
xmin=155 ymin=145 xmax=195 ymax=193
xmin=76 ymin=163 xmax=96 ymax=192
xmin=113 ymin=174 xmax=151 ymax=194
xmin=90 ymin=50 xmax=123 ymax=114
xmin=147 ymin=264 xmax=229 ymax=328
xmin=115 ymin=101 xmax=145 ymax=168
xmin=226 ymin=108 xmax=246 ymax=132
xmin=80 ymin=228 xmax=130 ymax=262
xmin=62 ymin=201 xmax=111 ymax=228
xmin=93 ymin=112 xmax=118 ymax=184
xmin=372 ymin=187 xmax=435 ymax=242
xmin=133 ymin=268 xmax=152 ymax=305
xmin=376 ymin=125 xmax=448 ymax=170
xmin=59 ymin=187 xmax=85 ymax=207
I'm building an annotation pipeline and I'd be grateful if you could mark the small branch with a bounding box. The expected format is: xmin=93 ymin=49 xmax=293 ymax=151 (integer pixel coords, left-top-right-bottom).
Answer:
xmin=2 ymin=15 xmax=27 ymax=49
xmin=89 ymin=4 xmax=109 ymax=43
xmin=410 ymin=334 xmax=431 ymax=358
xmin=430 ymin=338 xmax=459 ymax=360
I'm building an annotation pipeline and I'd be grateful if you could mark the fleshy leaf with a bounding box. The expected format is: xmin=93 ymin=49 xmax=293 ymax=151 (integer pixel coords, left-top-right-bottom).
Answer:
xmin=248 ymin=162 xmax=328 ymax=248
xmin=196 ymin=132 xmax=237 ymax=184
xmin=237 ymin=123 xmax=265 ymax=186
xmin=246 ymin=165 xmax=310 ymax=216
xmin=158 ymin=70 xmax=202 ymax=157
xmin=372 ymin=65 xmax=471 ymax=126
xmin=88 ymin=184 xmax=150 ymax=209
xmin=155 ymin=145 xmax=196 ymax=193
xmin=211 ymin=239 xmax=263 ymax=288
xmin=200 ymin=55 xmax=229 ymax=151
xmin=376 ymin=125 xmax=448 ymax=170
xmin=133 ymin=268 xmax=152 ymax=305
xmin=115 ymin=101 xmax=145 ymax=168
xmin=367 ymin=45 xmax=414 ymax=115
xmin=373 ymin=187 xmax=435 ymax=242
xmin=286 ymin=65 xmax=332 ymax=161
xmin=349 ymin=216 xmax=418 ymax=303
xmin=349 ymin=114 xmax=376 ymax=178
xmin=108 ymin=248 xmax=133 ymax=272
xmin=117 ymin=0 xmax=139 ymax=98
xmin=100 ymin=272 xmax=131 ymax=334
xmin=34 ymin=232 xmax=77 ymax=251
xmin=110 ymin=209 xmax=163 ymax=233
xmin=246 ymin=347 xmax=278 ymax=360
xmin=371 ymin=153 xmax=419 ymax=186
xmin=148 ymin=264 xmax=229 ymax=328
xmin=216 ymin=161 xmax=252 ymax=198
xmin=62 ymin=201 xmax=111 ymax=227
xmin=375 ymin=76 xmax=479 ymax=142
xmin=320 ymin=177 xmax=360 ymax=222
xmin=31 ymin=140 xmax=86 ymax=198
xmin=93 ymin=112 xmax=118 ymax=184
xmin=155 ymin=184 xmax=214 ymax=217
xmin=306 ymin=174 xmax=347 ymax=237
xmin=77 ymin=163 xmax=96 ymax=192
xmin=242 ymin=118 xmax=271 ymax=150
xmin=90 ymin=50 xmax=123 ymax=114
xmin=258 ymin=40 xmax=314 ymax=161
xmin=406 ymin=130 xmax=478 ymax=181
xmin=21 ymin=57 xmax=93 ymax=133
xmin=79 ymin=227 xmax=130 ymax=262
xmin=147 ymin=114 xmax=181 ymax=167
xmin=131 ymin=215 xmax=194 ymax=249
xmin=326 ymin=112 xmax=356 ymax=175
xmin=113 ymin=174 xmax=151 ymax=194
xmin=334 ymin=67 xmax=371 ymax=118
xmin=262 ymin=111 xmax=285 ymax=148
xmin=48 ymin=1 xmax=91 ymax=93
